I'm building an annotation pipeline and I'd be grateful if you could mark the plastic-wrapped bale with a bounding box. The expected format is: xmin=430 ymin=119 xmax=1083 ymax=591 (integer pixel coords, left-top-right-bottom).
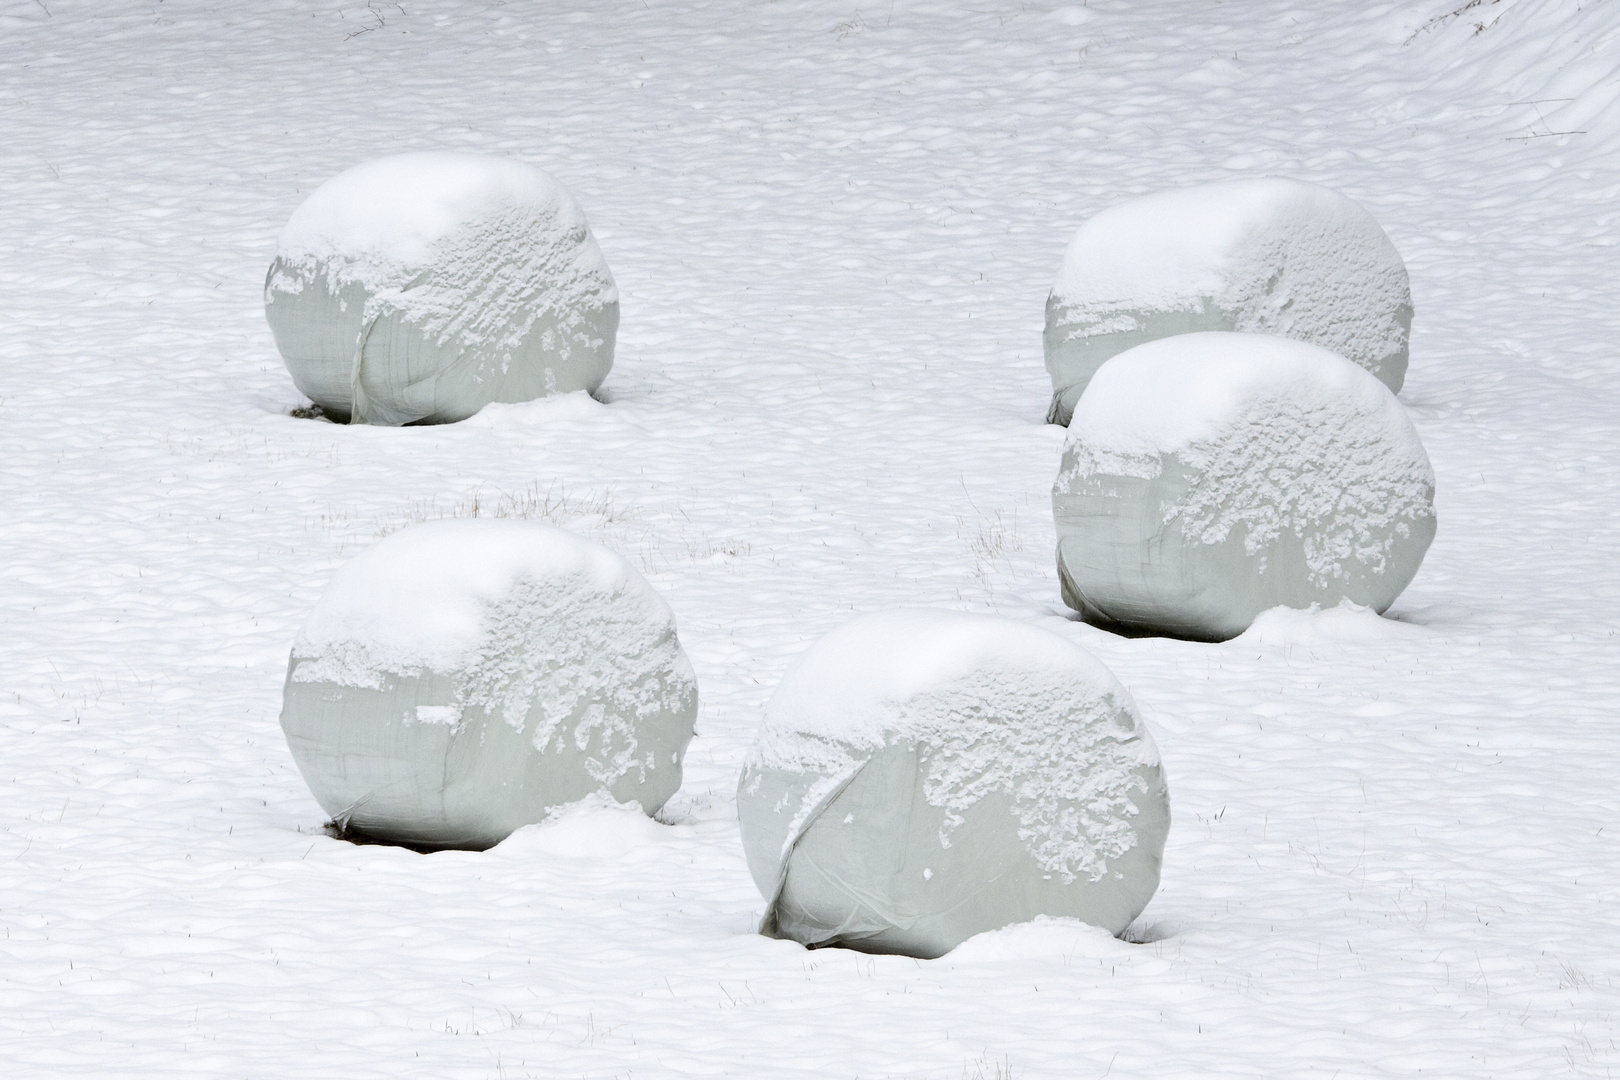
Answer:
xmin=280 ymin=520 xmax=697 ymax=851
xmin=1053 ymin=332 xmax=1436 ymax=642
xmin=736 ymin=610 xmax=1169 ymax=959
xmin=1042 ymin=178 xmax=1412 ymax=425
xmin=265 ymin=152 xmax=618 ymax=425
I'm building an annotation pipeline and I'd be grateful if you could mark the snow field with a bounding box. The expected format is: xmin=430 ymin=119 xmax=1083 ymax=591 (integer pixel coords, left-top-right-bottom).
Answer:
xmin=1 ymin=0 xmax=1619 ymax=1077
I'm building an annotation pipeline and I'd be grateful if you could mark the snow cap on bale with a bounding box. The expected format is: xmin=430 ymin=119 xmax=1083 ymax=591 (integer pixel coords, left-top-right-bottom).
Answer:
xmin=1052 ymin=332 xmax=1436 ymax=642
xmin=265 ymin=152 xmax=618 ymax=425
xmin=1043 ymin=178 xmax=1412 ymax=424
xmin=737 ymin=610 xmax=1169 ymax=959
xmin=280 ymin=520 xmax=697 ymax=851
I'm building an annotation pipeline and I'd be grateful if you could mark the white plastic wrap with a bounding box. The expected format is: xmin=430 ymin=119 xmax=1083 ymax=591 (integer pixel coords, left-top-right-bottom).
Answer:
xmin=280 ymin=520 xmax=697 ymax=850
xmin=1043 ymin=178 xmax=1411 ymax=424
xmin=736 ymin=610 xmax=1170 ymax=958
xmin=1053 ymin=333 xmax=1436 ymax=641
xmin=265 ymin=153 xmax=618 ymax=425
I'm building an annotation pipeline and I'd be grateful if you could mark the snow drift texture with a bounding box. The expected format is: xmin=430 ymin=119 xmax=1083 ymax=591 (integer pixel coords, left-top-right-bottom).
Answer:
xmin=1042 ymin=178 xmax=1412 ymax=425
xmin=736 ymin=611 xmax=1169 ymax=959
xmin=264 ymin=152 xmax=618 ymax=425
xmin=1053 ymin=333 xmax=1436 ymax=642
xmin=280 ymin=520 xmax=697 ymax=850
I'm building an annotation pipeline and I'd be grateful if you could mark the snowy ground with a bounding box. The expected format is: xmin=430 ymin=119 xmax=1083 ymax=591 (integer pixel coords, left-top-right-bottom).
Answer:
xmin=2 ymin=0 xmax=1619 ymax=1076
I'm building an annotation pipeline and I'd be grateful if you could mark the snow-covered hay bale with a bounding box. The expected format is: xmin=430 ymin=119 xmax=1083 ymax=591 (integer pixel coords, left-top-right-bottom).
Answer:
xmin=1043 ymin=178 xmax=1412 ymax=425
xmin=736 ymin=611 xmax=1169 ymax=959
xmin=265 ymin=153 xmax=618 ymax=425
xmin=280 ymin=520 xmax=697 ymax=851
xmin=1053 ymin=333 xmax=1436 ymax=642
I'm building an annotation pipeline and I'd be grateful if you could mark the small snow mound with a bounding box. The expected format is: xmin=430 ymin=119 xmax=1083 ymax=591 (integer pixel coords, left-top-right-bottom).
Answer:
xmin=492 ymin=796 xmax=671 ymax=860
xmin=281 ymin=520 xmax=697 ymax=851
xmin=737 ymin=610 xmax=1170 ymax=959
xmin=460 ymin=390 xmax=609 ymax=429
xmin=1053 ymin=333 xmax=1436 ymax=641
xmin=946 ymin=916 xmax=1127 ymax=964
xmin=265 ymin=152 xmax=618 ymax=426
xmin=1042 ymin=178 xmax=1411 ymax=424
xmin=1237 ymin=600 xmax=1429 ymax=648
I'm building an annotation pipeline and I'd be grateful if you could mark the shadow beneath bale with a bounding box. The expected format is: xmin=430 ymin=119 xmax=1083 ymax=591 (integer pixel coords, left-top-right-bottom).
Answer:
xmin=1062 ymin=604 xmax=1229 ymax=644
xmin=1120 ymin=920 xmax=1175 ymax=944
xmin=322 ymin=819 xmax=456 ymax=855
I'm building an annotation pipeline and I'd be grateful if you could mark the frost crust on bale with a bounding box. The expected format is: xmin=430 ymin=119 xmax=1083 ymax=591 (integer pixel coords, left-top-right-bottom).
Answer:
xmin=736 ymin=611 xmax=1169 ymax=959
xmin=280 ymin=520 xmax=697 ymax=851
xmin=265 ymin=153 xmax=618 ymax=425
xmin=1053 ymin=333 xmax=1436 ymax=642
xmin=1043 ymin=178 xmax=1412 ymax=425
